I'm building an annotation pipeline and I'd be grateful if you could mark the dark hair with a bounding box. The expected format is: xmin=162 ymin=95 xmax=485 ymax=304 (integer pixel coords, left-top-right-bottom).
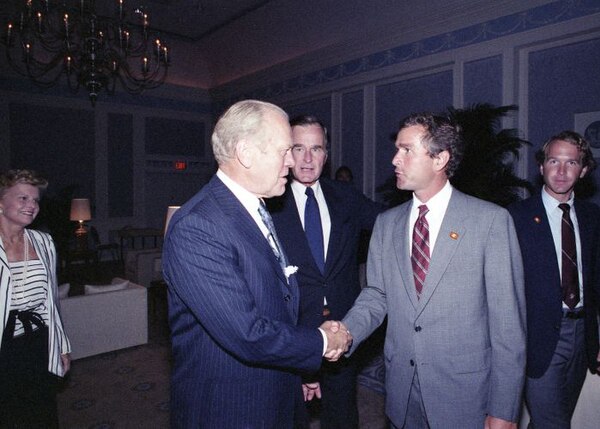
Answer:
xmin=289 ymin=114 xmax=329 ymax=149
xmin=335 ymin=165 xmax=353 ymax=182
xmin=399 ymin=113 xmax=463 ymax=178
xmin=535 ymin=130 xmax=596 ymax=171
xmin=0 ymin=169 xmax=48 ymax=198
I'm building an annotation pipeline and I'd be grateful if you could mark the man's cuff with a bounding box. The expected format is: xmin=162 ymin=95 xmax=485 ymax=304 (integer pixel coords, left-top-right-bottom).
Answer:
xmin=318 ymin=328 xmax=327 ymax=356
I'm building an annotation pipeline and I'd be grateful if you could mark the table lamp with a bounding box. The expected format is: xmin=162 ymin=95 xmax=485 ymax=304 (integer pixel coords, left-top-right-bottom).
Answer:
xmin=70 ymin=198 xmax=92 ymax=236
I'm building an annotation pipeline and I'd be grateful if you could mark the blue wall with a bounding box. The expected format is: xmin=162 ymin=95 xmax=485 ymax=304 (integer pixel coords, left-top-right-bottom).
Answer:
xmin=374 ymin=71 xmax=454 ymax=192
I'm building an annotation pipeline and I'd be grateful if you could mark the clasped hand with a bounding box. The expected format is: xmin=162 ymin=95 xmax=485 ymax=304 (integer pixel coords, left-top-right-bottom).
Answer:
xmin=319 ymin=320 xmax=352 ymax=361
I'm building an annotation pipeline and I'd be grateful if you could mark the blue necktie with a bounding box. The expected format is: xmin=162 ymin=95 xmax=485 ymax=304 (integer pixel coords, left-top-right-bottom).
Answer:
xmin=304 ymin=187 xmax=325 ymax=273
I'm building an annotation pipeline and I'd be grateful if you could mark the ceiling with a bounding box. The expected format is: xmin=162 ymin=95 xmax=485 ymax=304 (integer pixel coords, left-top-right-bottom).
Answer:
xmin=114 ymin=0 xmax=274 ymax=41
xmin=0 ymin=0 xmax=554 ymax=89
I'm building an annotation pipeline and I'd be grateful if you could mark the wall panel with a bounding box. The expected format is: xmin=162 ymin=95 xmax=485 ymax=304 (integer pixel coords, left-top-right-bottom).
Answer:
xmin=374 ymin=71 xmax=454 ymax=194
xmin=9 ymin=103 xmax=95 ymax=199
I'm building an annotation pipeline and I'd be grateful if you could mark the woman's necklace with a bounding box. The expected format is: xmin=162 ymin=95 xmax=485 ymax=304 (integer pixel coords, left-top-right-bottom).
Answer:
xmin=8 ymin=231 xmax=29 ymax=303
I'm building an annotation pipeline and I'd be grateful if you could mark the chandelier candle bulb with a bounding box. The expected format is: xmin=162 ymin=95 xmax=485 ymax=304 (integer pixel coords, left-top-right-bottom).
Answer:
xmin=6 ymin=23 xmax=11 ymax=44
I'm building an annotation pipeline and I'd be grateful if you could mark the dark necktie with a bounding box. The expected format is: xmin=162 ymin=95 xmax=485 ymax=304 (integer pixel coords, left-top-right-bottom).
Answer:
xmin=412 ymin=204 xmax=430 ymax=299
xmin=258 ymin=201 xmax=289 ymax=271
xmin=559 ymin=203 xmax=579 ymax=309
xmin=304 ymin=187 xmax=325 ymax=273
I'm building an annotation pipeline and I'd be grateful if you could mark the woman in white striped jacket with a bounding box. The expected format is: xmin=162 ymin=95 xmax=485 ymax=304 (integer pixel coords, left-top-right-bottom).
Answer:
xmin=0 ymin=169 xmax=71 ymax=428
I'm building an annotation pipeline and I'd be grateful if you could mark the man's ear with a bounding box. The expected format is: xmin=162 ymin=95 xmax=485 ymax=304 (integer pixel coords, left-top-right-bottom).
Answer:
xmin=235 ymin=139 xmax=253 ymax=169
xmin=580 ymin=165 xmax=589 ymax=179
xmin=433 ymin=150 xmax=450 ymax=172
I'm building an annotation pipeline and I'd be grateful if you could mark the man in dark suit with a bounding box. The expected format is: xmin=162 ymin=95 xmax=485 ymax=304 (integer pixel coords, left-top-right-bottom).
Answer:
xmin=162 ymin=100 xmax=352 ymax=429
xmin=508 ymin=131 xmax=600 ymax=428
xmin=269 ymin=115 xmax=383 ymax=429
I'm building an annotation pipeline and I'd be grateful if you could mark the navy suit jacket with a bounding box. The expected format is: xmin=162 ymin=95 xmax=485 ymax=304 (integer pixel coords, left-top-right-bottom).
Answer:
xmin=163 ymin=175 xmax=324 ymax=428
xmin=508 ymin=193 xmax=600 ymax=378
xmin=269 ymin=178 xmax=383 ymax=329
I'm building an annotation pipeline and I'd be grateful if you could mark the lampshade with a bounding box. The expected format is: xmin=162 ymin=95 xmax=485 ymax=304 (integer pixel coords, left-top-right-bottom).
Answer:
xmin=70 ymin=199 xmax=91 ymax=222
xmin=164 ymin=206 xmax=180 ymax=236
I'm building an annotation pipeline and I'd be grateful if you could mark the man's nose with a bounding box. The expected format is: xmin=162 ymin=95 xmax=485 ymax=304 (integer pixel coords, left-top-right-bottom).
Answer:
xmin=285 ymin=150 xmax=295 ymax=167
xmin=303 ymin=149 xmax=312 ymax=162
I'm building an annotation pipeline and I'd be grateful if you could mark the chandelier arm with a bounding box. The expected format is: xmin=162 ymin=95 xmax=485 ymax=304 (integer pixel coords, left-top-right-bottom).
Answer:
xmin=2 ymin=0 xmax=171 ymax=106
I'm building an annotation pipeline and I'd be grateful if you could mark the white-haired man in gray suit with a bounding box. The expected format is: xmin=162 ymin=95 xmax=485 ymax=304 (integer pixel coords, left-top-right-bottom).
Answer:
xmin=341 ymin=112 xmax=526 ymax=429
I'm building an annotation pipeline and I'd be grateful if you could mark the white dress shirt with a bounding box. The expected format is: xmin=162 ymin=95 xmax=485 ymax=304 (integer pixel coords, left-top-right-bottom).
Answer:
xmin=409 ymin=180 xmax=453 ymax=257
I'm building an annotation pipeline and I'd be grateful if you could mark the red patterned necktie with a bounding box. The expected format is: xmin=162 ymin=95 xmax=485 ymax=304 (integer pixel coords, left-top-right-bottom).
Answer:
xmin=412 ymin=205 xmax=430 ymax=299
xmin=559 ymin=203 xmax=579 ymax=309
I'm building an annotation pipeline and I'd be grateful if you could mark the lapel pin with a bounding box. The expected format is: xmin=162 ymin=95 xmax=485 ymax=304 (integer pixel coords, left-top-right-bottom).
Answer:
xmin=533 ymin=216 xmax=541 ymax=224
xmin=449 ymin=232 xmax=459 ymax=240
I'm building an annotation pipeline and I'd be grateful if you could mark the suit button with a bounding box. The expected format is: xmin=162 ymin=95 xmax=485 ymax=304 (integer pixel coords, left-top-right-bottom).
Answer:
xmin=284 ymin=294 xmax=291 ymax=302
xmin=415 ymin=326 xmax=422 ymax=332
xmin=410 ymin=359 xmax=415 ymax=366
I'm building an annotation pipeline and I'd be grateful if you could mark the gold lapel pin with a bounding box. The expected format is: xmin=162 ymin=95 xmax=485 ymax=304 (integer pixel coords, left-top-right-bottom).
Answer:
xmin=449 ymin=232 xmax=459 ymax=240
xmin=533 ymin=216 xmax=541 ymax=224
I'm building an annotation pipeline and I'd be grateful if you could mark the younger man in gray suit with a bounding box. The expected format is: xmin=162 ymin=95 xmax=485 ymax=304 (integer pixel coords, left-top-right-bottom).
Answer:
xmin=341 ymin=113 xmax=526 ymax=428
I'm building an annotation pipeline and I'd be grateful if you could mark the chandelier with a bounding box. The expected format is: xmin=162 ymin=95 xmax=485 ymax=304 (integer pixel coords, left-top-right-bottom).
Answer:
xmin=2 ymin=0 xmax=170 ymax=105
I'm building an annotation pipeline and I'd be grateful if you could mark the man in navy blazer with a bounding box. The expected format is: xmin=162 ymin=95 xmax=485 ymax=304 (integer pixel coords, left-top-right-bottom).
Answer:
xmin=269 ymin=115 xmax=383 ymax=428
xmin=508 ymin=131 xmax=600 ymax=428
xmin=163 ymin=100 xmax=352 ymax=429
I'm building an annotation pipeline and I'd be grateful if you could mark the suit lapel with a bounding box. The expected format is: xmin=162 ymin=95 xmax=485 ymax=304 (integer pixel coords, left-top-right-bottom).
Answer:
xmin=574 ymin=200 xmax=594 ymax=284
xmin=321 ymin=181 xmax=346 ymax=277
xmin=211 ymin=178 xmax=290 ymax=289
xmin=393 ymin=202 xmax=419 ymax=310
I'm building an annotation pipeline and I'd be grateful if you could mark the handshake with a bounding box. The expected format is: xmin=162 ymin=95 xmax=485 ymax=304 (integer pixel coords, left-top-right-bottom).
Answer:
xmin=319 ymin=320 xmax=352 ymax=362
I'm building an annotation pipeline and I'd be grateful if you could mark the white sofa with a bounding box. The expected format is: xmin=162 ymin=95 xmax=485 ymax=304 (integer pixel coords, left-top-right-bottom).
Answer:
xmin=59 ymin=278 xmax=148 ymax=360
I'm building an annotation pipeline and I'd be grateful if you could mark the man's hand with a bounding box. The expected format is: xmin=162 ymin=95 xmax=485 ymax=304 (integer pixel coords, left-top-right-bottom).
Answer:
xmin=320 ymin=320 xmax=352 ymax=361
xmin=302 ymin=382 xmax=322 ymax=401
xmin=484 ymin=416 xmax=516 ymax=429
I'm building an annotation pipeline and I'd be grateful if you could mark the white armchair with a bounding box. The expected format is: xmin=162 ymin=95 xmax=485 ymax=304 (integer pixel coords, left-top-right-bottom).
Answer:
xmin=59 ymin=278 xmax=148 ymax=360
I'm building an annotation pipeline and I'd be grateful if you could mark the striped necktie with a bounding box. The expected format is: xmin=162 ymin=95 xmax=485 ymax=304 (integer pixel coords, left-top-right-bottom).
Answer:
xmin=412 ymin=204 xmax=430 ymax=299
xmin=258 ymin=201 xmax=288 ymax=271
xmin=559 ymin=203 xmax=579 ymax=309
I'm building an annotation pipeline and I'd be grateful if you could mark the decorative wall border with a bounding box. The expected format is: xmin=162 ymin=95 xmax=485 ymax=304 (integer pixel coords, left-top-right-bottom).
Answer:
xmin=238 ymin=0 xmax=600 ymax=102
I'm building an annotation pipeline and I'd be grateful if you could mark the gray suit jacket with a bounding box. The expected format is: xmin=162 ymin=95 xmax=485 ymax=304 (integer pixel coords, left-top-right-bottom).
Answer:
xmin=344 ymin=188 xmax=526 ymax=428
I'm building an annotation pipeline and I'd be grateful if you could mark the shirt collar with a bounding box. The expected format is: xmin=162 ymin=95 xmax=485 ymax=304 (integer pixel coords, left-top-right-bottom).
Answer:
xmin=291 ymin=179 xmax=322 ymax=198
xmin=541 ymin=186 xmax=575 ymax=212
xmin=217 ymin=169 xmax=261 ymax=213
xmin=412 ymin=180 xmax=453 ymax=212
